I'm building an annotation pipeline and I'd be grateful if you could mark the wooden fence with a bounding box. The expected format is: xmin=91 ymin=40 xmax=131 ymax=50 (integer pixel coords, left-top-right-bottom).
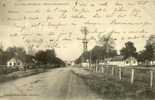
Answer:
xmin=88 ymin=64 xmax=155 ymax=88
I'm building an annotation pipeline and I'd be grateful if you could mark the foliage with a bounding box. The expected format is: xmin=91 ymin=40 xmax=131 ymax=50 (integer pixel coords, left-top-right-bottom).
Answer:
xmin=75 ymin=46 xmax=117 ymax=64
xmin=75 ymin=33 xmax=117 ymax=64
xmin=120 ymin=41 xmax=137 ymax=59
xmin=0 ymin=46 xmax=64 ymax=67
xmin=0 ymin=47 xmax=27 ymax=65
xmin=137 ymin=35 xmax=155 ymax=64
xmin=35 ymin=49 xmax=65 ymax=66
xmin=144 ymin=44 xmax=154 ymax=61
xmin=138 ymin=43 xmax=154 ymax=63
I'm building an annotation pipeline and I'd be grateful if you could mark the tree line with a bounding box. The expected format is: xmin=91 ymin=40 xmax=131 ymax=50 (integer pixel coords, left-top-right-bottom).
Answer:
xmin=0 ymin=46 xmax=65 ymax=67
xmin=75 ymin=35 xmax=155 ymax=65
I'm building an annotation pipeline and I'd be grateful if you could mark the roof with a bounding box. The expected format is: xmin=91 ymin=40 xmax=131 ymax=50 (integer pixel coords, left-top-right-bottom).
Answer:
xmin=7 ymin=57 xmax=22 ymax=63
xmin=125 ymin=56 xmax=137 ymax=61
xmin=110 ymin=56 xmax=124 ymax=61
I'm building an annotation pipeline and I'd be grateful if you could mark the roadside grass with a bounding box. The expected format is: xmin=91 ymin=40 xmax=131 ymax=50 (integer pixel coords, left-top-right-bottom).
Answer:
xmin=0 ymin=66 xmax=61 ymax=83
xmin=0 ymin=68 xmax=46 ymax=83
xmin=75 ymin=67 xmax=155 ymax=100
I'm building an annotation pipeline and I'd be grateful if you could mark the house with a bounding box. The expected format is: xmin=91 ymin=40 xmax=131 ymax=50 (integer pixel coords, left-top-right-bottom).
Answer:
xmin=149 ymin=57 xmax=155 ymax=66
xmin=99 ymin=58 xmax=111 ymax=65
xmin=124 ymin=56 xmax=138 ymax=66
xmin=7 ymin=58 xmax=23 ymax=69
xmin=108 ymin=56 xmax=124 ymax=67
xmin=101 ymin=56 xmax=138 ymax=67
xmin=150 ymin=61 xmax=155 ymax=66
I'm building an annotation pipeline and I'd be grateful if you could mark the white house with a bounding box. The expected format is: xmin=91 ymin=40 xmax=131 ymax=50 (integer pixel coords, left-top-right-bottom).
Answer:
xmin=124 ymin=56 xmax=138 ymax=66
xmin=7 ymin=58 xmax=23 ymax=69
xmin=108 ymin=56 xmax=124 ymax=67
xmin=101 ymin=56 xmax=138 ymax=67
xmin=99 ymin=58 xmax=111 ymax=65
xmin=150 ymin=61 xmax=155 ymax=66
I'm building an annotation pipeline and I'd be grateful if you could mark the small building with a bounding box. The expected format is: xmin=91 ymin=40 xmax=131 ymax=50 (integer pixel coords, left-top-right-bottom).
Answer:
xmin=109 ymin=56 xmax=124 ymax=67
xmin=149 ymin=57 xmax=155 ymax=66
xmin=99 ymin=58 xmax=111 ymax=65
xmin=7 ymin=58 xmax=23 ymax=69
xmin=124 ymin=56 xmax=138 ymax=66
xmin=150 ymin=61 xmax=155 ymax=66
xmin=102 ymin=56 xmax=138 ymax=67
xmin=81 ymin=59 xmax=89 ymax=68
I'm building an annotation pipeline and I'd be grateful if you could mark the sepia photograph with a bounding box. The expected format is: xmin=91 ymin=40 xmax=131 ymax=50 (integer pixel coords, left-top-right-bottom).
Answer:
xmin=0 ymin=0 xmax=155 ymax=100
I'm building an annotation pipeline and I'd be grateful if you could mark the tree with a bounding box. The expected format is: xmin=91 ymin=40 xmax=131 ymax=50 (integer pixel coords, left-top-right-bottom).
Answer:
xmin=120 ymin=41 xmax=137 ymax=59
xmin=146 ymin=35 xmax=155 ymax=58
xmin=24 ymin=55 xmax=35 ymax=65
xmin=0 ymin=48 xmax=4 ymax=65
xmin=98 ymin=33 xmax=115 ymax=56
xmin=45 ymin=49 xmax=56 ymax=63
xmin=75 ymin=33 xmax=117 ymax=64
xmin=137 ymin=44 xmax=154 ymax=66
xmin=137 ymin=51 xmax=146 ymax=62
xmin=75 ymin=45 xmax=117 ymax=64
xmin=6 ymin=47 xmax=26 ymax=61
xmin=147 ymin=35 xmax=155 ymax=46
xmin=75 ymin=51 xmax=90 ymax=64
xmin=144 ymin=44 xmax=154 ymax=61
xmin=35 ymin=50 xmax=47 ymax=64
xmin=35 ymin=49 xmax=64 ymax=66
xmin=0 ymin=46 xmax=26 ymax=65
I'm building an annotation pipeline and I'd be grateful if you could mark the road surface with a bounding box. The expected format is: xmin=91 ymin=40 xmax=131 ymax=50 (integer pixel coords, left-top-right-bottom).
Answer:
xmin=0 ymin=67 xmax=101 ymax=100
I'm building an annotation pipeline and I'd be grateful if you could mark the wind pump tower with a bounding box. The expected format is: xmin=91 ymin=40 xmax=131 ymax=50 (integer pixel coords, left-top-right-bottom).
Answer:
xmin=81 ymin=27 xmax=88 ymax=53
xmin=81 ymin=27 xmax=88 ymax=62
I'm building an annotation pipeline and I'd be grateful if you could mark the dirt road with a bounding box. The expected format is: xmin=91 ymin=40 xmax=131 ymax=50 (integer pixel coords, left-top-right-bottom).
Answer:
xmin=0 ymin=67 xmax=101 ymax=100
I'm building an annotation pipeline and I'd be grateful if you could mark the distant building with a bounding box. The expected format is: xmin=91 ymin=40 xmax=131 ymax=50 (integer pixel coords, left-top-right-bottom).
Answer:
xmin=108 ymin=56 xmax=124 ymax=67
xmin=81 ymin=59 xmax=89 ymax=68
xmin=7 ymin=58 xmax=23 ymax=69
xmin=150 ymin=57 xmax=155 ymax=66
xmin=124 ymin=56 xmax=138 ymax=66
xmin=101 ymin=56 xmax=138 ymax=67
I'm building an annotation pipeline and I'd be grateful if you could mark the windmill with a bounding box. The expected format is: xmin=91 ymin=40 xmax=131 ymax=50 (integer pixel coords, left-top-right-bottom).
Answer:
xmin=81 ymin=26 xmax=88 ymax=62
xmin=81 ymin=26 xmax=88 ymax=53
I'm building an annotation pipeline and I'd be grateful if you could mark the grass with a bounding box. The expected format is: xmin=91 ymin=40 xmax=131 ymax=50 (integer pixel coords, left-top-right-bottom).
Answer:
xmin=75 ymin=67 xmax=155 ymax=100
xmin=0 ymin=68 xmax=49 ymax=83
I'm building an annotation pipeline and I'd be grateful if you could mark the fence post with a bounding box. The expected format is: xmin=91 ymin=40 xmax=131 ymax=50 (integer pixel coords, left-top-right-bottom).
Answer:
xmin=150 ymin=70 xmax=153 ymax=88
xmin=96 ymin=65 xmax=98 ymax=72
xmin=119 ymin=67 xmax=122 ymax=80
xmin=112 ymin=66 xmax=114 ymax=76
xmin=102 ymin=66 xmax=104 ymax=73
xmin=92 ymin=65 xmax=94 ymax=72
xmin=131 ymin=68 xmax=135 ymax=84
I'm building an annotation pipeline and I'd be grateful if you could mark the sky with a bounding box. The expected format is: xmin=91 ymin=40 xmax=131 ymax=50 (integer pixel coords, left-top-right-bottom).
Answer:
xmin=0 ymin=0 xmax=155 ymax=61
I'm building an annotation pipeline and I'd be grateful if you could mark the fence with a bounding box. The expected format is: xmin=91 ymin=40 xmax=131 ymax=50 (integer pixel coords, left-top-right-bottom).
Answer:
xmin=88 ymin=64 xmax=155 ymax=88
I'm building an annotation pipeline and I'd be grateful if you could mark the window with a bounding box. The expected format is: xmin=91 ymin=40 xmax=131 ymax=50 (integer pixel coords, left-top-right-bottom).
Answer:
xmin=126 ymin=61 xmax=129 ymax=64
xmin=18 ymin=62 xmax=20 ymax=65
xmin=9 ymin=63 xmax=12 ymax=66
xmin=133 ymin=61 xmax=136 ymax=64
